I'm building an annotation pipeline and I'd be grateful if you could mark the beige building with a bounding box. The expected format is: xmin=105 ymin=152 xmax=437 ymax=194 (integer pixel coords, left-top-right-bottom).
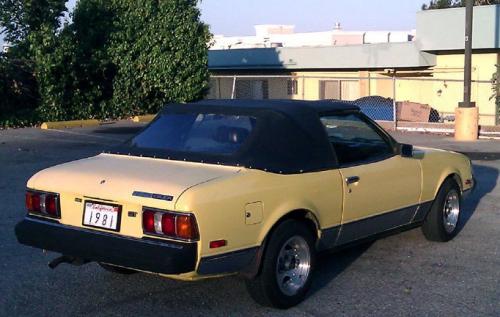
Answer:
xmin=210 ymin=24 xmax=414 ymax=50
xmin=207 ymin=5 xmax=500 ymax=126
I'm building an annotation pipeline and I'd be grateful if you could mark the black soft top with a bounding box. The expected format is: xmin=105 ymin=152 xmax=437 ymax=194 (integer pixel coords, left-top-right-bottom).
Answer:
xmin=116 ymin=100 xmax=361 ymax=174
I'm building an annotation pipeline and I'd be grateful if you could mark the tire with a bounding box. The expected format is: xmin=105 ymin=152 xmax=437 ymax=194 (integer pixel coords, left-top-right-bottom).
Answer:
xmin=421 ymin=178 xmax=462 ymax=242
xmin=245 ymin=219 xmax=316 ymax=309
xmin=98 ymin=263 xmax=138 ymax=275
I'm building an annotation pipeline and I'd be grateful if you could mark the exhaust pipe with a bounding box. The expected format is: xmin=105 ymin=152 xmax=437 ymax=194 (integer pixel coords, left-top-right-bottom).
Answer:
xmin=48 ymin=255 xmax=88 ymax=269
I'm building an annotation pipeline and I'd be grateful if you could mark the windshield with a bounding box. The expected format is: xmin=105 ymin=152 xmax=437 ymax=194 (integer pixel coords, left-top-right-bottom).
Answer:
xmin=130 ymin=113 xmax=256 ymax=155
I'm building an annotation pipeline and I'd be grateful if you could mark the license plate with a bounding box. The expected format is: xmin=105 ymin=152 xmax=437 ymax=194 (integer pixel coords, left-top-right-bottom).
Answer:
xmin=83 ymin=201 xmax=121 ymax=231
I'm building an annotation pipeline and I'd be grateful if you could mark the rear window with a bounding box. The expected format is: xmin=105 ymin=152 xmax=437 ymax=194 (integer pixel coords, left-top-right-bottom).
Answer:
xmin=130 ymin=113 xmax=256 ymax=155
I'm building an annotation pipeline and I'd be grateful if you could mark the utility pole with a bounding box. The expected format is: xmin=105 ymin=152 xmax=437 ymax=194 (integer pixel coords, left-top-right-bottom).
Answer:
xmin=462 ymin=0 xmax=474 ymax=108
xmin=455 ymin=0 xmax=479 ymax=141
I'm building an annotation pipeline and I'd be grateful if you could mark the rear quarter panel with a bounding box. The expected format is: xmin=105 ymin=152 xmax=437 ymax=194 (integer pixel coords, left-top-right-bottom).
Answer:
xmin=175 ymin=169 xmax=343 ymax=259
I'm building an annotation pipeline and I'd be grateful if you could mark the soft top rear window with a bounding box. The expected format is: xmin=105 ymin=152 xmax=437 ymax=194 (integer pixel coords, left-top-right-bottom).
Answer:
xmin=130 ymin=113 xmax=256 ymax=155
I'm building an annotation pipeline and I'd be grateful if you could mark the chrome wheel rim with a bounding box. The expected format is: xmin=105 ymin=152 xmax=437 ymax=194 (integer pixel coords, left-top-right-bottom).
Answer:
xmin=443 ymin=189 xmax=460 ymax=234
xmin=276 ymin=235 xmax=311 ymax=296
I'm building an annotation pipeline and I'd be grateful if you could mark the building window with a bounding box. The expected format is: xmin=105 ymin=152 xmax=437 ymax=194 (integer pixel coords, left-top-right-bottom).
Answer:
xmin=319 ymin=80 xmax=359 ymax=100
xmin=319 ymin=80 xmax=341 ymax=100
xmin=287 ymin=79 xmax=298 ymax=95
xmin=235 ymin=80 xmax=269 ymax=99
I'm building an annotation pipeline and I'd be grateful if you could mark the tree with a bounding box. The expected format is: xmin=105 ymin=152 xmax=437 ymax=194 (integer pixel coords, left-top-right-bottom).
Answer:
xmin=109 ymin=0 xmax=211 ymax=116
xmin=422 ymin=0 xmax=500 ymax=10
xmin=0 ymin=0 xmax=68 ymax=126
xmin=422 ymin=0 xmax=455 ymax=10
xmin=29 ymin=25 xmax=68 ymax=121
xmin=61 ymin=0 xmax=117 ymax=119
xmin=0 ymin=52 xmax=39 ymax=126
xmin=0 ymin=0 xmax=67 ymax=45
xmin=32 ymin=0 xmax=119 ymax=122
xmin=0 ymin=0 xmax=212 ymax=126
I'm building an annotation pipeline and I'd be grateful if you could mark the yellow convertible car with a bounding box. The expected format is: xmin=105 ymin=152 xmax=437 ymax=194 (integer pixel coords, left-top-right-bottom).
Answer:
xmin=16 ymin=100 xmax=475 ymax=308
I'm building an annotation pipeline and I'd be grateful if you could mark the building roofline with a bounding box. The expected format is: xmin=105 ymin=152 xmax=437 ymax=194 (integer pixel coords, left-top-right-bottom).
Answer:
xmin=208 ymin=42 xmax=436 ymax=71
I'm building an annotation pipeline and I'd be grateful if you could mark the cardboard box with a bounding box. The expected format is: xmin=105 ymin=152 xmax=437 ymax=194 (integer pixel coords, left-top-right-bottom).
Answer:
xmin=396 ymin=101 xmax=431 ymax=122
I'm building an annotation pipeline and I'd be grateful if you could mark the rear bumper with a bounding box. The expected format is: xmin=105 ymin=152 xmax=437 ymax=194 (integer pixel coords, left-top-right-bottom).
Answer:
xmin=15 ymin=217 xmax=197 ymax=275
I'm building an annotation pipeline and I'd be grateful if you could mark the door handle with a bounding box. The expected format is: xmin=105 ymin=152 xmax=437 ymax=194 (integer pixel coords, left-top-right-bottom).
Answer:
xmin=345 ymin=176 xmax=360 ymax=185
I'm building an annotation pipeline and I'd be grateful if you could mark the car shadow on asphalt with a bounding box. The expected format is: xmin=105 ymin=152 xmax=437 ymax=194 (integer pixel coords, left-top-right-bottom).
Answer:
xmin=308 ymin=242 xmax=373 ymax=297
xmin=457 ymin=164 xmax=499 ymax=233
xmin=307 ymin=163 xmax=498 ymax=298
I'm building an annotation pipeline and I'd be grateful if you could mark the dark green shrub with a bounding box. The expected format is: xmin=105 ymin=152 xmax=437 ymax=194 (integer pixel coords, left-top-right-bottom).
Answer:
xmin=109 ymin=0 xmax=211 ymax=116
xmin=0 ymin=0 xmax=210 ymax=126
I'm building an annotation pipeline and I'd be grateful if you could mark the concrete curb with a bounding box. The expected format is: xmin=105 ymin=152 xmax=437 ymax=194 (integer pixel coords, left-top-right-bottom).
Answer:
xmin=377 ymin=120 xmax=500 ymax=137
xmin=131 ymin=115 xmax=156 ymax=123
xmin=40 ymin=119 xmax=100 ymax=130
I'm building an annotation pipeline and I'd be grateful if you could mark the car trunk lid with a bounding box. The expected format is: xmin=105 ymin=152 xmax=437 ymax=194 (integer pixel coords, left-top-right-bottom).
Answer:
xmin=28 ymin=153 xmax=241 ymax=210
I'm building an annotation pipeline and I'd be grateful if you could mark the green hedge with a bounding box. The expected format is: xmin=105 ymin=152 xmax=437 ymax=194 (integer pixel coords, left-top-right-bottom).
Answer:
xmin=0 ymin=0 xmax=210 ymax=127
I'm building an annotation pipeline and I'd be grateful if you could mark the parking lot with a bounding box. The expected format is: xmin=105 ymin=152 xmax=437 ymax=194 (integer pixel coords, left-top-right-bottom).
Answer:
xmin=1 ymin=122 xmax=499 ymax=316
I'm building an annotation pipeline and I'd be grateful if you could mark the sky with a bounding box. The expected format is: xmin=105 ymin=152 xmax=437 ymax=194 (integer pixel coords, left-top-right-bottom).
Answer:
xmin=199 ymin=0 xmax=426 ymax=36
xmin=2 ymin=0 xmax=427 ymax=46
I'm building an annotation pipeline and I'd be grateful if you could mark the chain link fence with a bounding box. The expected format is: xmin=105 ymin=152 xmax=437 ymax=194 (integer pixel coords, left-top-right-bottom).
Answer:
xmin=208 ymin=75 xmax=499 ymax=133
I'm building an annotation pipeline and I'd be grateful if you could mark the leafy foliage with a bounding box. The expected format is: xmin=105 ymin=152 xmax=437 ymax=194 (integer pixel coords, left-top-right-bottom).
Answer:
xmin=66 ymin=0 xmax=116 ymax=119
xmin=422 ymin=0 xmax=500 ymax=10
xmin=29 ymin=25 xmax=69 ymax=121
xmin=0 ymin=0 xmax=68 ymax=127
xmin=0 ymin=0 xmax=210 ymax=127
xmin=32 ymin=0 xmax=117 ymax=122
xmin=110 ymin=0 xmax=211 ymax=116
xmin=491 ymin=64 xmax=500 ymax=125
xmin=0 ymin=53 xmax=39 ymax=126
xmin=0 ymin=0 xmax=67 ymax=45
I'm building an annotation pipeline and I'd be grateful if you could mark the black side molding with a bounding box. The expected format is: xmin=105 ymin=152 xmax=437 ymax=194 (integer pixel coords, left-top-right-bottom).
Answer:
xmin=317 ymin=201 xmax=435 ymax=250
xmin=197 ymin=247 xmax=259 ymax=275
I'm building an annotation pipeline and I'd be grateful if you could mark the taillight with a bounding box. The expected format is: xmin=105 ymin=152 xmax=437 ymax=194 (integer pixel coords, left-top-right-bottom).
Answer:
xmin=176 ymin=215 xmax=198 ymax=240
xmin=142 ymin=210 xmax=155 ymax=233
xmin=161 ymin=213 xmax=176 ymax=236
xmin=45 ymin=194 xmax=58 ymax=216
xmin=25 ymin=190 xmax=60 ymax=218
xmin=31 ymin=193 xmax=41 ymax=213
xmin=25 ymin=192 xmax=34 ymax=211
xmin=142 ymin=208 xmax=199 ymax=241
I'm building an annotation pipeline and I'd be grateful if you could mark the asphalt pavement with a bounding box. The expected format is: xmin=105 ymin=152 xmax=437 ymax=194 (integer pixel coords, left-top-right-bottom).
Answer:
xmin=1 ymin=122 xmax=499 ymax=316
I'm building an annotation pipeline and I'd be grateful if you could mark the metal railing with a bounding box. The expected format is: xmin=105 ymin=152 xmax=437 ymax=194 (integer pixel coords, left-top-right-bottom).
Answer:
xmin=207 ymin=75 xmax=499 ymax=132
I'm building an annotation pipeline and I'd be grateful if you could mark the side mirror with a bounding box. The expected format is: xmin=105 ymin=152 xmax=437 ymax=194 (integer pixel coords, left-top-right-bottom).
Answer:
xmin=400 ymin=143 xmax=414 ymax=158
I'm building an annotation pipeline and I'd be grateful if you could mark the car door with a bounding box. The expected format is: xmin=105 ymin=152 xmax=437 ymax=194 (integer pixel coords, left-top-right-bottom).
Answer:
xmin=319 ymin=113 xmax=422 ymax=245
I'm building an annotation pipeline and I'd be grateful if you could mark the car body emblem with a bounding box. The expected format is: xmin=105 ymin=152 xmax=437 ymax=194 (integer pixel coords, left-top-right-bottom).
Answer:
xmin=100 ymin=179 xmax=106 ymax=185
xmin=132 ymin=191 xmax=173 ymax=202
